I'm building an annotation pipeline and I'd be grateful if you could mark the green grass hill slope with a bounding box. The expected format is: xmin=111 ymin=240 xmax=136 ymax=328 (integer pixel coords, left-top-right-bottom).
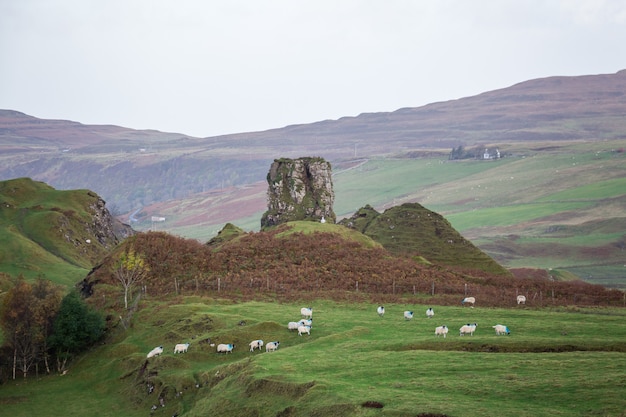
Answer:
xmin=1 ymin=299 xmax=625 ymax=417
xmin=339 ymin=203 xmax=509 ymax=275
xmin=0 ymin=178 xmax=134 ymax=286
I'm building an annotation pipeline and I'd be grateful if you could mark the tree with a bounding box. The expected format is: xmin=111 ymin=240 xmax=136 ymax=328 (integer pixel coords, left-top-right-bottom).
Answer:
xmin=31 ymin=278 xmax=63 ymax=375
xmin=0 ymin=276 xmax=64 ymax=379
xmin=115 ymin=247 xmax=149 ymax=309
xmin=48 ymin=291 xmax=105 ymax=372
xmin=0 ymin=277 xmax=35 ymax=379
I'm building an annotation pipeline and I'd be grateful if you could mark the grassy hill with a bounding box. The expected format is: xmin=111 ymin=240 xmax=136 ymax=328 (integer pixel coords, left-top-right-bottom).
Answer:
xmin=0 ymin=178 xmax=133 ymax=286
xmin=0 ymin=299 xmax=624 ymax=416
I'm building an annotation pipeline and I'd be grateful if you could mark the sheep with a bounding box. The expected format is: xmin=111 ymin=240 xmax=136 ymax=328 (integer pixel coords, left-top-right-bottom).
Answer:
xmin=377 ymin=305 xmax=385 ymax=317
xmin=287 ymin=321 xmax=300 ymax=331
xmin=462 ymin=297 xmax=476 ymax=307
xmin=265 ymin=341 xmax=280 ymax=352
xmin=298 ymin=325 xmax=311 ymax=336
xmin=301 ymin=307 xmax=313 ymax=319
xmin=216 ymin=343 xmax=235 ymax=353
xmin=517 ymin=295 xmax=526 ymax=305
xmin=249 ymin=340 xmax=264 ymax=351
xmin=174 ymin=343 xmax=190 ymax=354
xmin=404 ymin=311 xmax=414 ymax=320
xmin=492 ymin=324 xmax=510 ymax=335
xmin=298 ymin=318 xmax=312 ymax=328
xmin=147 ymin=346 xmax=163 ymax=358
xmin=426 ymin=308 xmax=434 ymax=318
xmin=435 ymin=325 xmax=448 ymax=338
xmin=460 ymin=323 xmax=477 ymax=336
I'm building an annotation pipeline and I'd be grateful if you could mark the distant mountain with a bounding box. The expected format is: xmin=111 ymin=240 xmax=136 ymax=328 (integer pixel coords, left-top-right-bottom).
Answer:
xmin=1 ymin=70 xmax=625 ymax=215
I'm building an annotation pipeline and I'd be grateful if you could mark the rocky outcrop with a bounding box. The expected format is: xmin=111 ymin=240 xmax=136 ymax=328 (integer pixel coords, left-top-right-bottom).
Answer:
xmin=86 ymin=192 xmax=135 ymax=249
xmin=261 ymin=157 xmax=336 ymax=228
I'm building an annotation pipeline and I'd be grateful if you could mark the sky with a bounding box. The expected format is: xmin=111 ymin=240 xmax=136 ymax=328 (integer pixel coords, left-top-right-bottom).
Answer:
xmin=1 ymin=1 xmax=625 ymax=138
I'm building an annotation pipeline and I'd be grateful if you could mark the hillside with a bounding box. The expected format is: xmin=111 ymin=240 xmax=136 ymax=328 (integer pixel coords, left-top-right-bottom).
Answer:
xmin=2 ymin=70 xmax=626 ymax=215
xmin=2 ymin=70 xmax=626 ymax=288
xmin=80 ymin=223 xmax=622 ymax=310
xmin=0 ymin=178 xmax=134 ymax=286
xmin=0 ymin=185 xmax=624 ymax=416
xmin=339 ymin=203 xmax=509 ymax=276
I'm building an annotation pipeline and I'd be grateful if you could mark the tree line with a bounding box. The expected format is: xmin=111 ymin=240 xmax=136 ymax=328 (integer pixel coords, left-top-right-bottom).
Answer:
xmin=0 ymin=275 xmax=105 ymax=381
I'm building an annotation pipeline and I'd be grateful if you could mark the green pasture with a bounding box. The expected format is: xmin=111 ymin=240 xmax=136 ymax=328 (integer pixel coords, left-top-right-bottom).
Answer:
xmin=1 ymin=298 xmax=625 ymax=416
xmin=444 ymin=201 xmax=594 ymax=231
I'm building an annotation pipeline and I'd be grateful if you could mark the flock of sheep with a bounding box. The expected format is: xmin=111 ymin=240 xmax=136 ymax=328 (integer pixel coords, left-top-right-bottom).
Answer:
xmin=145 ymin=298 xmax=525 ymax=359
xmin=378 ymin=296 xmax=516 ymax=339
xmin=145 ymin=307 xmax=313 ymax=359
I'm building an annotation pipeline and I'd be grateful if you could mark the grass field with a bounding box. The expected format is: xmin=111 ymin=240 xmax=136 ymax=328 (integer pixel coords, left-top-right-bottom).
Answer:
xmin=1 ymin=298 xmax=625 ymax=416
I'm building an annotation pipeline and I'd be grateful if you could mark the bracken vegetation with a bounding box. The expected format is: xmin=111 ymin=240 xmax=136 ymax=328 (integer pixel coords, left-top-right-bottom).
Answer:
xmin=82 ymin=227 xmax=624 ymax=313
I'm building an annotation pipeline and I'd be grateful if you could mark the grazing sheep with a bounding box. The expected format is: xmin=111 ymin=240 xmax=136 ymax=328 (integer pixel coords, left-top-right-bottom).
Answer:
xmin=426 ymin=308 xmax=434 ymax=318
xmin=301 ymin=307 xmax=313 ymax=319
xmin=435 ymin=325 xmax=448 ymax=338
xmin=377 ymin=306 xmax=385 ymax=317
xmin=174 ymin=343 xmax=190 ymax=354
xmin=298 ymin=318 xmax=312 ymax=328
xmin=216 ymin=343 xmax=234 ymax=353
xmin=517 ymin=295 xmax=526 ymax=305
xmin=298 ymin=325 xmax=311 ymax=336
xmin=147 ymin=346 xmax=163 ymax=358
xmin=249 ymin=340 xmax=264 ymax=351
xmin=404 ymin=311 xmax=414 ymax=320
xmin=492 ymin=324 xmax=510 ymax=335
xmin=459 ymin=323 xmax=477 ymax=336
xmin=462 ymin=297 xmax=476 ymax=307
xmin=265 ymin=341 xmax=280 ymax=352
xmin=287 ymin=321 xmax=300 ymax=331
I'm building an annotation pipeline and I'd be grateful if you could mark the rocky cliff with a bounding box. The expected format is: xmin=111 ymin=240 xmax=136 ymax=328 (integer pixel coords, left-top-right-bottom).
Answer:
xmin=261 ymin=157 xmax=336 ymax=228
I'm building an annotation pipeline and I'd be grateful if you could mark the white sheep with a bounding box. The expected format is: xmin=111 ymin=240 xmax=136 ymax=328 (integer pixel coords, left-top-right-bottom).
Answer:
xmin=174 ymin=343 xmax=190 ymax=354
xmin=297 ymin=325 xmax=311 ymax=336
xmin=298 ymin=318 xmax=312 ymax=328
xmin=287 ymin=321 xmax=300 ymax=331
xmin=301 ymin=307 xmax=313 ymax=319
xmin=404 ymin=310 xmax=414 ymax=320
xmin=460 ymin=323 xmax=477 ymax=336
xmin=435 ymin=325 xmax=448 ymax=338
xmin=377 ymin=306 xmax=385 ymax=317
xmin=462 ymin=297 xmax=476 ymax=307
xmin=265 ymin=341 xmax=280 ymax=352
xmin=147 ymin=346 xmax=163 ymax=358
xmin=426 ymin=308 xmax=434 ymax=318
xmin=216 ymin=343 xmax=234 ymax=353
xmin=249 ymin=340 xmax=264 ymax=351
xmin=492 ymin=324 xmax=510 ymax=335
xmin=517 ymin=295 xmax=526 ymax=305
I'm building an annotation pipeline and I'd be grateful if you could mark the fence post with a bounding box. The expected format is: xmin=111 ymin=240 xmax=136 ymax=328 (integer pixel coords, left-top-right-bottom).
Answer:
xmin=218 ymin=277 xmax=221 ymax=293
xmin=356 ymin=281 xmax=359 ymax=292
xmin=431 ymin=281 xmax=435 ymax=296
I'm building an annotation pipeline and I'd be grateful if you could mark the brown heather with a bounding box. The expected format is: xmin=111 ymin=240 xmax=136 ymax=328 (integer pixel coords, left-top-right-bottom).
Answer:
xmin=83 ymin=229 xmax=624 ymax=309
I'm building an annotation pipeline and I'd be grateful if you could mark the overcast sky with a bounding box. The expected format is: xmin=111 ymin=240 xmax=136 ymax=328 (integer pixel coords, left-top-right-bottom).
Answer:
xmin=1 ymin=1 xmax=625 ymax=138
